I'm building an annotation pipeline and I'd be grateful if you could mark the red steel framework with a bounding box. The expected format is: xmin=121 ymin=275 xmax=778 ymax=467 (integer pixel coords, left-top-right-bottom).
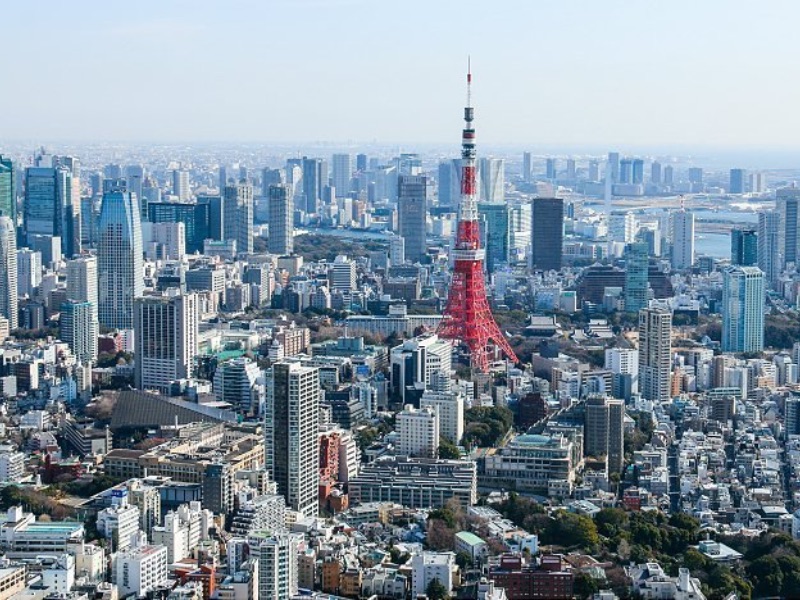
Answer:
xmin=437 ymin=66 xmax=519 ymax=372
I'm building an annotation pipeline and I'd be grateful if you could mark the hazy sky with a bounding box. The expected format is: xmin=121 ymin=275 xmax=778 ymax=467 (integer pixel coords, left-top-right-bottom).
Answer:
xmin=3 ymin=0 xmax=800 ymax=148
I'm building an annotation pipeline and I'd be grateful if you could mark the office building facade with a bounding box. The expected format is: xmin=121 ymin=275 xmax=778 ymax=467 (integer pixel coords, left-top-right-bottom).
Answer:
xmin=97 ymin=189 xmax=143 ymax=330
xmin=721 ymin=266 xmax=765 ymax=353
xmin=531 ymin=197 xmax=564 ymax=271
xmin=398 ymin=175 xmax=428 ymax=263
xmin=268 ymin=185 xmax=293 ymax=255
xmin=638 ymin=308 xmax=672 ymax=401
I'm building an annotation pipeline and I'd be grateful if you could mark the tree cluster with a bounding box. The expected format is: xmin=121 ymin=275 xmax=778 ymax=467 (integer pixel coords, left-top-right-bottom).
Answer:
xmin=463 ymin=406 xmax=513 ymax=448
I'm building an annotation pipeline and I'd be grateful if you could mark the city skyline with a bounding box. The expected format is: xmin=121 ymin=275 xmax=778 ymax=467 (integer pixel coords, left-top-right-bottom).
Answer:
xmin=3 ymin=0 xmax=800 ymax=151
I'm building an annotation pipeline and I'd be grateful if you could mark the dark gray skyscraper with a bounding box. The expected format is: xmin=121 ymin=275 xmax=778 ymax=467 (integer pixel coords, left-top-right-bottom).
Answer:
xmin=398 ymin=175 xmax=428 ymax=263
xmin=97 ymin=187 xmax=143 ymax=330
xmin=731 ymin=228 xmax=758 ymax=266
xmin=268 ymin=185 xmax=293 ymax=256
xmin=531 ymin=197 xmax=563 ymax=271
xmin=438 ymin=160 xmax=458 ymax=208
xmin=356 ymin=153 xmax=368 ymax=172
xmin=776 ymin=187 xmax=800 ymax=267
xmin=607 ymin=152 xmax=620 ymax=183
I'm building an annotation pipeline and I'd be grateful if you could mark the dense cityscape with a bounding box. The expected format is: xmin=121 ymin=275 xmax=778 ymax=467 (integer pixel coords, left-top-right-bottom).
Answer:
xmin=5 ymin=3 xmax=800 ymax=600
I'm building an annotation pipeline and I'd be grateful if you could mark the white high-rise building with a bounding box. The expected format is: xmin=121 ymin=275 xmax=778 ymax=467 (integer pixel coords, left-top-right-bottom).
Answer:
xmin=253 ymin=532 xmax=300 ymax=600
xmin=143 ymin=221 xmax=185 ymax=260
xmin=0 ymin=217 xmax=17 ymax=330
xmin=265 ymin=362 xmax=320 ymax=516
xmin=133 ymin=293 xmax=198 ymax=392
xmin=420 ymin=390 xmax=464 ymax=445
xmin=60 ymin=300 xmax=98 ymax=363
xmin=670 ymin=209 xmax=695 ymax=270
xmin=605 ymin=348 xmax=640 ymax=395
xmin=16 ymin=249 xmax=42 ymax=298
xmin=411 ymin=552 xmax=456 ymax=599
xmin=114 ymin=541 xmax=168 ymax=598
xmin=479 ymin=158 xmax=505 ymax=204
xmin=330 ymin=255 xmax=356 ymax=291
xmin=172 ymin=169 xmax=190 ymax=201
xmin=331 ymin=154 xmax=352 ymax=198
xmin=721 ymin=266 xmax=765 ymax=353
xmin=638 ymin=308 xmax=672 ymax=401
xmin=390 ymin=333 xmax=453 ymax=403
xmin=67 ymin=256 xmax=98 ymax=305
xmin=214 ymin=357 xmax=263 ymax=417
xmin=396 ymin=405 xmax=439 ymax=458
xmin=97 ymin=498 xmax=140 ymax=552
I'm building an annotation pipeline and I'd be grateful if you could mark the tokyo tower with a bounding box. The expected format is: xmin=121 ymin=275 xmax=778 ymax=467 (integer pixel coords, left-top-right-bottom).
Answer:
xmin=437 ymin=65 xmax=518 ymax=372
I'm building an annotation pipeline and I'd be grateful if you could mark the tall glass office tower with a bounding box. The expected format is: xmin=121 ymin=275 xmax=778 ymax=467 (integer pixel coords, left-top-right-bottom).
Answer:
xmin=0 ymin=156 xmax=14 ymax=221
xmin=97 ymin=188 xmax=143 ymax=330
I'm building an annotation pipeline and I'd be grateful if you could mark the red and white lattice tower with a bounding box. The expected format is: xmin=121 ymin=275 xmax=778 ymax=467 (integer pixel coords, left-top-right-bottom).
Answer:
xmin=437 ymin=65 xmax=518 ymax=372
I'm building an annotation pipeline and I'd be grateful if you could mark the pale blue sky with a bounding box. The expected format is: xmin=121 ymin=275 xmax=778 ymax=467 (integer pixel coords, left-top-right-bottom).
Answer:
xmin=3 ymin=0 xmax=800 ymax=148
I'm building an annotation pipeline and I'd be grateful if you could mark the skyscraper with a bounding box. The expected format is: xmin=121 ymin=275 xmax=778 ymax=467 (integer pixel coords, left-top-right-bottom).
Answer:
xmin=256 ymin=534 xmax=300 ymax=600
xmin=522 ymin=152 xmax=532 ymax=183
xmin=631 ymin=158 xmax=644 ymax=185
xmin=148 ymin=202 xmax=210 ymax=254
xmin=356 ymin=153 xmax=368 ymax=172
xmin=663 ymin=165 xmax=674 ymax=186
xmin=530 ymin=197 xmax=564 ymax=271
xmin=172 ymin=169 xmax=190 ymax=201
xmin=331 ymin=153 xmax=352 ymax=198
xmin=729 ymin=168 xmax=746 ymax=194
xmin=60 ymin=300 xmax=98 ymax=363
xmin=0 ymin=156 xmax=14 ymax=220
xmin=223 ymin=183 xmax=254 ymax=255
xmin=134 ymin=293 xmax=199 ymax=392
xmin=776 ymin=187 xmax=800 ymax=267
xmin=638 ymin=307 xmax=671 ymax=401
xmin=585 ymin=396 xmax=625 ymax=473
xmin=302 ymin=158 xmax=324 ymax=214
xmin=265 ymin=362 xmax=320 ymax=516
xmin=607 ymin=152 xmax=620 ymax=183
xmin=478 ymin=203 xmax=510 ymax=273
xmin=670 ymin=209 xmax=695 ymax=270
xmin=66 ymin=256 xmax=99 ymax=355
xmin=16 ymin=249 xmax=42 ymax=298
xmin=758 ymin=211 xmax=781 ymax=284
xmin=126 ymin=165 xmax=146 ymax=218
xmin=97 ymin=188 xmax=143 ymax=330
xmin=437 ymin=160 xmax=459 ymax=208
xmin=478 ymin=158 xmax=504 ymax=203
xmin=624 ymin=241 xmax=649 ymax=313
xmin=268 ymin=185 xmax=293 ymax=255
xmin=721 ymin=266 xmax=765 ymax=353
xmin=398 ymin=175 xmax=428 ymax=263
xmin=545 ymin=158 xmax=557 ymax=180
xmin=650 ymin=161 xmax=662 ymax=185
xmin=0 ymin=217 xmax=17 ymax=330
xmin=731 ymin=228 xmax=758 ymax=266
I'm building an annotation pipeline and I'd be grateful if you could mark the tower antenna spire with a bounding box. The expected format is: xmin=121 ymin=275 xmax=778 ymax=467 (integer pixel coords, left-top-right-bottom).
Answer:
xmin=467 ymin=56 xmax=472 ymax=108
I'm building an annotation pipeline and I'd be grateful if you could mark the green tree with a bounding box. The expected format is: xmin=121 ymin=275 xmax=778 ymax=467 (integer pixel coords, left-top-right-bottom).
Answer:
xmin=573 ymin=572 xmax=600 ymax=599
xmin=426 ymin=578 xmax=449 ymax=600
xmin=455 ymin=552 xmax=472 ymax=570
xmin=747 ymin=555 xmax=783 ymax=597
xmin=438 ymin=437 xmax=460 ymax=459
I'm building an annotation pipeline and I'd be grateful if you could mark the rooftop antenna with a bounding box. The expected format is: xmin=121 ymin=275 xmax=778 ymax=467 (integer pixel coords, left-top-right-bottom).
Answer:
xmin=680 ymin=194 xmax=686 ymax=211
